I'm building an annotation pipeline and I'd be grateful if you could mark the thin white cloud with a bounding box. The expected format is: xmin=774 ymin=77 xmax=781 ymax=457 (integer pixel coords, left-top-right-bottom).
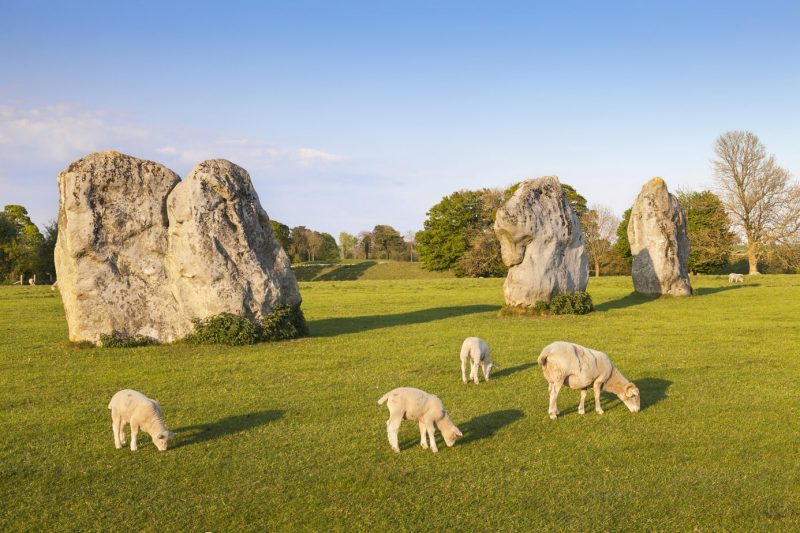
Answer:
xmin=294 ymin=147 xmax=346 ymax=167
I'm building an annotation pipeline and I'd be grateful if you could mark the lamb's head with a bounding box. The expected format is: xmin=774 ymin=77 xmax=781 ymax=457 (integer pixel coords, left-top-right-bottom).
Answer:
xmin=620 ymin=383 xmax=641 ymax=413
xmin=482 ymin=361 xmax=498 ymax=380
xmin=437 ymin=414 xmax=463 ymax=447
xmin=152 ymin=430 xmax=175 ymax=451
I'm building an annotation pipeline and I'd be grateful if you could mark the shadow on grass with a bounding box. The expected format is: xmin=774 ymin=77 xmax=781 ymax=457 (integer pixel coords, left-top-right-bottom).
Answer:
xmin=594 ymin=292 xmax=655 ymax=311
xmin=558 ymin=377 xmax=671 ymax=416
xmin=173 ymin=410 xmax=284 ymax=448
xmin=310 ymin=304 xmax=500 ymax=337
xmin=316 ymin=261 xmax=377 ymax=281
xmin=491 ymin=362 xmax=536 ymax=379
xmin=458 ymin=409 xmax=524 ymax=445
xmin=694 ymin=283 xmax=758 ymax=296
xmin=293 ymin=265 xmax=327 ymax=281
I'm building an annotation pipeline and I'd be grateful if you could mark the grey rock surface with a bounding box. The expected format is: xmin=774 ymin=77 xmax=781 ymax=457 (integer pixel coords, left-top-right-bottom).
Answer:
xmin=55 ymin=152 xmax=300 ymax=344
xmin=494 ymin=176 xmax=588 ymax=306
xmin=627 ymin=178 xmax=692 ymax=296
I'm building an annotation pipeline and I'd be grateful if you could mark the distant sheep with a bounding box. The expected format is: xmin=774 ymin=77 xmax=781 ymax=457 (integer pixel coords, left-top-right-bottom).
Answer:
xmin=537 ymin=341 xmax=640 ymax=420
xmin=728 ymin=273 xmax=744 ymax=283
xmin=27 ymin=278 xmax=35 ymax=286
xmin=460 ymin=337 xmax=496 ymax=384
xmin=377 ymin=387 xmax=462 ymax=453
xmin=108 ymin=389 xmax=174 ymax=451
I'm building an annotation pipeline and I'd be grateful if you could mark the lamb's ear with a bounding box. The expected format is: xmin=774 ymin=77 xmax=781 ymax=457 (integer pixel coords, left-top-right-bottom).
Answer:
xmin=156 ymin=432 xmax=165 ymax=440
xmin=625 ymin=384 xmax=638 ymax=398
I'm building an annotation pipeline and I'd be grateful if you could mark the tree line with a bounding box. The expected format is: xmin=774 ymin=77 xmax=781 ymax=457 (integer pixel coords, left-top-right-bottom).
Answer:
xmin=0 ymin=205 xmax=57 ymax=283
xmin=414 ymin=131 xmax=800 ymax=277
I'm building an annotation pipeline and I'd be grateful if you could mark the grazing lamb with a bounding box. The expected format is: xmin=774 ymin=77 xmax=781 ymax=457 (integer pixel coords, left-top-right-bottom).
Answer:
xmin=377 ymin=387 xmax=462 ymax=453
xmin=728 ymin=273 xmax=744 ymax=283
xmin=108 ymin=389 xmax=174 ymax=451
xmin=537 ymin=341 xmax=640 ymax=420
xmin=460 ymin=337 xmax=497 ymax=384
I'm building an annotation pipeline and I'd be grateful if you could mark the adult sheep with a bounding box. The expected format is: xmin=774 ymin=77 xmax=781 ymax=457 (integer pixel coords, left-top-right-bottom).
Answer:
xmin=538 ymin=341 xmax=640 ymax=420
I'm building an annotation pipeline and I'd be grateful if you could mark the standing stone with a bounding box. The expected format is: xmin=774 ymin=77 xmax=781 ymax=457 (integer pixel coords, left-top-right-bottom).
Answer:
xmin=55 ymin=152 xmax=302 ymax=344
xmin=55 ymin=151 xmax=184 ymax=342
xmin=627 ymin=178 xmax=692 ymax=296
xmin=166 ymin=159 xmax=301 ymax=321
xmin=494 ymin=176 xmax=588 ymax=307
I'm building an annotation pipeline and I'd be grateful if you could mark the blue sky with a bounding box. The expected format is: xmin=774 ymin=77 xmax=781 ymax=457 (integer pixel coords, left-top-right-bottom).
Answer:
xmin=1 ymin=0 xmax=798 ymax=236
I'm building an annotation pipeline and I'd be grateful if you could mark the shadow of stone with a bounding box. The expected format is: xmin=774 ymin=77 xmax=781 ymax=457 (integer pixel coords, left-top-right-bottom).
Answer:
xmin=309 ymin=305 xmax=500 ymax=337
xmin=172 ymin=410 xmax=284 ymax=448
xmin=694 ymin=284 xmax=759 ymax=296
xmin=491 ymin=362 xmax=536 ymax=379
xmin=594 ymin=292 xmax=656 ymax=311
xmin=292 ymin=264 xmax=327 ymax=281
xmin=458 ymin=409 xmax=524 ymax=445
xmin=316 ymin=261 xmax=377 ymax=281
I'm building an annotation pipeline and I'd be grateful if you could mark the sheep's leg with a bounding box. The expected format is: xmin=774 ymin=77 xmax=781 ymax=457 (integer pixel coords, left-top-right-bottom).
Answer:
xmin=419 ymin=421 xmax=429 ymax=449
xmin=548 ymin=382 xmax=562 ymax=420
xmin=578 ymin=389 xmax=587 ymax=415
xmin=425 ymin=420 xmax=438 ymax=453
xmin=593 ymin=381 xmax=604 ymax=415
xmin=130 ymin=422 xmax=139 ymax=451
xmin=386 ymin=415 xmax=402 ymax=453
xmin=112 ymin=413 xmax=121 ymax=449
xmin=471 ymin=361 xmax=479 ymax=384
xmin=461 ymin=357 xmax=468 ymax=384
xmin=118 ymin=419 xmax=127 ymax=445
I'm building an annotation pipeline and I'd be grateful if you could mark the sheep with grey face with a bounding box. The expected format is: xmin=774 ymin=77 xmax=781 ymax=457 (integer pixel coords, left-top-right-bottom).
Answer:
xmin=108 ymin=389 xmax=174 ymax=451
xmin=460 ymin=337 xmax=496 ymax=384
xmin=728 ymin=273 xmax=744 ymax=283
xmin=538 ymin=341 xmax=640 ymax=420
xmin=377 ymin=387 xmax=462 ymax=453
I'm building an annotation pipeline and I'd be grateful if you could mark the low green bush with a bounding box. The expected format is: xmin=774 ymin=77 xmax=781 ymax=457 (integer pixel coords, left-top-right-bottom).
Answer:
xmin=550 ymin=292 xmax=594 ymax=315
xmin=98 ymin=331 xmax=159 ymax=348
xmin=261 ymin=305 xmax=309 ymax=341
xmin=186 ymin=305 xmax=309 ymax=345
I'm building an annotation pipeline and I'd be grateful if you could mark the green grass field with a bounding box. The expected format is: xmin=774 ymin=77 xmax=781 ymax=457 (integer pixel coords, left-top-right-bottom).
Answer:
xmin=292 ymin=259 xmax=454 ymax=281
xmin=1 ymin=275 xmax=799 ymax=531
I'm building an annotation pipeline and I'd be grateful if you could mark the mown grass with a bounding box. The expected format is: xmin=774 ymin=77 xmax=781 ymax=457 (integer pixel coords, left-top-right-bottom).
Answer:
xmin=1 ymin=275 xmax=799 ymax=531
xmin=292 ymin=259 xmax=454 ymax=281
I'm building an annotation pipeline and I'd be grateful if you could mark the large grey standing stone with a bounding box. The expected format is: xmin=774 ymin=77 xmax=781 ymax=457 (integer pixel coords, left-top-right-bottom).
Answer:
xmin=55 ymin=151 xmax=184 ymax=342
xmin=166 ymin=159 xmax=300 ymax=321
xmin=494 ymin=176 xmax=589 ymax=307
xmin=627 ymin=178 xmax=692 ymax=296
xmin=55 ymin=152 xmax=301 ymax=344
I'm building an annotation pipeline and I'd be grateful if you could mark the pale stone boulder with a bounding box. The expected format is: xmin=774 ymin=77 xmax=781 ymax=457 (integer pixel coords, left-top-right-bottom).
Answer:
xmin=493 ymin=176 xmax=588 ymax=306
xmin=166 ymin=159 xmax=301 ymax=320
xmin=627 ymin=178 xmax=692 ymax=296
xmin=55 ymin=151 xmax=184 ymax=342
xmin=55 ymin=151 xmax=301 ymax=344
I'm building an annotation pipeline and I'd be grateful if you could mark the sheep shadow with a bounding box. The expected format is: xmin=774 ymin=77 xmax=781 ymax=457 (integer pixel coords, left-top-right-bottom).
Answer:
xmin=172 ymin=410 xmax=284 ymax=448
xmin=490 ymin=362 xmax=536 ymax=379
xmin=309 ymin=304 xmax=500 ymax=337
xmin=458 ymin=409 xmax=524 ymax=445
xmin=557 ymin=377 xmax=671 ymax=416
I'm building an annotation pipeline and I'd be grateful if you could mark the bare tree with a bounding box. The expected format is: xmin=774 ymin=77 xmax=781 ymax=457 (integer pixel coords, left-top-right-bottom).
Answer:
xmin=713 ymin=131 xmax=800 ymax=274
xmin=581 ymin=204 xmax=620 ymax=277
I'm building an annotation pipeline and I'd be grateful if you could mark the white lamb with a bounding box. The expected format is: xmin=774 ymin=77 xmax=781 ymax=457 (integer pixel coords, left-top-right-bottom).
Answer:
xmin=377 ymin=387 xmax=462 ymax=453
xmin=537 ymin=341 xmax=640 ymax=420
xmin=108 ymin=389 xmax=174 ymax=451
xmin=728 ymin=273 xmax=744 ymax=283
xmin=460 ymin=337 xmax=496 ymax=384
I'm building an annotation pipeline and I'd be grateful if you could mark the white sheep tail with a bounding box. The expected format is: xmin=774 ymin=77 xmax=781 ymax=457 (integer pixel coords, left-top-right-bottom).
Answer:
xmin=377 ymin=392 xmax=391 ymax=405
xmin=537 ymin=349 xmax=549 ymax=367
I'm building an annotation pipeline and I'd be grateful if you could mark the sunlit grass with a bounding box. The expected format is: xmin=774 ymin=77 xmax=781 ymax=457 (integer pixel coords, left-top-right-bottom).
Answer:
xmin=1 ymin=274 xmax=798 ymax=530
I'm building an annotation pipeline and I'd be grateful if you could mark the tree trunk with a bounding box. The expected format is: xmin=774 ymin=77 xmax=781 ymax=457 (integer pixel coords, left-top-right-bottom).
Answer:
xmin=746 ymin=242 xmax=760 ymax=274
xmin=594 ymin=257 xmax=600 ymax=278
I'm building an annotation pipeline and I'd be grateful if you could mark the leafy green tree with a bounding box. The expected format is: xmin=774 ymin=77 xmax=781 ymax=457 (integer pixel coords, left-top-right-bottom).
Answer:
xmin=270 ymin=220 xmax=292 ymax=252
xmin=457 ymin=230 xmax=507 ymax=277
xmin=1 ymin=205 xmax=43 ymax=281
xmin=416 ymin=190 xmax=486 ymax=271
xmin=677 ymin=190 xmax=735 ymax=274
xmin=372 ymin=225 xmax=405 ymax=260
xmin=357 ymin=231 xmax=372 ymax=259
xmin=338 ymin=232 xmax=357 ymax=259
xmin=318 ymin=232 xmax=340 ymax=262
xmin=560 ymin=183 xmax=588 ymax=218
xmin=37 ymin=220 xmax=58 ymax=281
xmin=615 ymin=208 xmax=633 ymax=265
xmin=289 ymin=226 xmax=309 ymax=262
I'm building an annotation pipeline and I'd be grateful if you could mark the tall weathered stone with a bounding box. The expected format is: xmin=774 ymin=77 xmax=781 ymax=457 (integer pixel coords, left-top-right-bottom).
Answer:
xmin=166 ymin=159 xmax=300 ymax=321
xmin=55 ymin=152 xmax=301 ymax=344
xmin=494 ymin=176 xmax=588 ymax=307
xmin=627 ymin=178 xmax=692 ymax=296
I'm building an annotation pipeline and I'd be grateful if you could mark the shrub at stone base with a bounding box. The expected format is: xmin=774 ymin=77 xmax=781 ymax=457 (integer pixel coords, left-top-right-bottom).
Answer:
xmin=498 ymin=292 xmax=594 ymax=317
xmin=99 ymin=331 xmax=159 ymax=348
xmin=186 ymin=306 xmax=309 ymax=346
